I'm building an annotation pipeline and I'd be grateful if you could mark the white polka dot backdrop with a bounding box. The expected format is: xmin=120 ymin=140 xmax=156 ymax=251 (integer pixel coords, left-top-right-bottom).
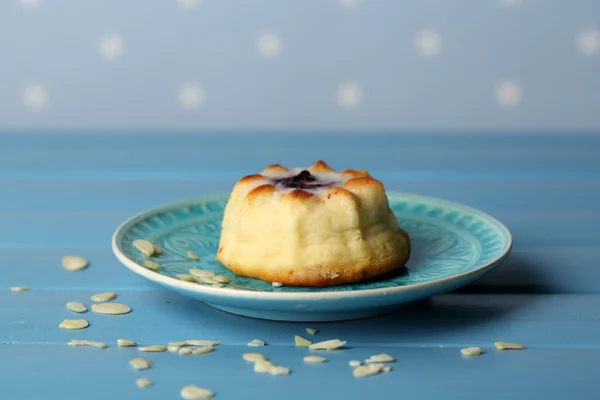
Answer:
xmin=337 ymin=82 xmax=363 ymax=109
xmin=496 ymin=81 xmax=522 ymax=108
xmin=179 ymin=83 xmax=204 ymax=110
xmin=22 ymin=84 xmax=48 ymax=111
xmin=415 ymin=30 xmax=442 ymax=58
xmin=0 ymin=1 xmax=598 ymax=131
xmin=256 ymin=32 xmax=283 ymax=58
xmin=99 ymin=34 xmax=124 ymax=61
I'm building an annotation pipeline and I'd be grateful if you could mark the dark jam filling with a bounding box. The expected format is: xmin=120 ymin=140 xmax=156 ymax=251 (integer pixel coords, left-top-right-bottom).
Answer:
xmin=272 ymin=170 xmax=334 ymax=190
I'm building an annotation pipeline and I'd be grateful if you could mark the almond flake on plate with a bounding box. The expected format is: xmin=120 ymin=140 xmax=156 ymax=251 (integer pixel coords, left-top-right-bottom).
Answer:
xmin=117 ymin=339 xmax=137 ymax=347
xmin=59 ymin=319 xmax=89 ymax=330
xmin=10 ymin=286 xmax=29 ymax=292
xmin=353 ymin=363 xmax=385 ymax=378
xmin=130 ymin=358 xmax=152 ymax=370
xmin=62 ymin=256 xmax=89 ymax=271
xmin=189 ymin=269 xmax=215 ymax=279
xmin=90 ymin=291 xmax=117 ymax=302
xmin=243 ymin=353 xmax=267 ymax=363
xmin=248 ymin=339 xmax=265 ymax=347
xmin=213 ymin=275 xmax=231 ymax=284
xmin=269 ymin=366 xmax=291 ymax=376
xmin=179 ymin=347 xmax=193 ymax=355
xmin=181 ymin=385 xmax=214 ymax=399
xmin=308 ymin=339 xmax=345 ymax=351
xmin=461 ymin=347 xmax=483 ymax=356
xmin=192 ymin=347 xmax=214 ymax=355
xmin=144 ymin=260 xmax=161 ymax=271
xmin=168 ymin=345 xmax=181 ymax=353
xmin=272 ymin=282 xmax=283 ymax=287
xmin=305 ymin=328 xmax=318 ymax=335
xmin=365 ymin=353 xmax=395 ymax=363
xmin=383 ymin=365 xmax=392 ymax=372
xmin=494 ymin=341 xmax=525 ymax=350
xmin=253 ymin=360 xmax=275 ymax=373
xmin=91 ymin=303 xmax=132 ymax=315
xmin=138 ymin=345 xmax=167 ymax=352
xmin=66 ymin=301 xmax=87 ymax=313
xmin=304 ymin=356 xmax=327 ymax=363
xmin=133 ymin=240 xmax=156 ymax=257
xmin=349 ymin=360 xmax=361 ymax=367
xmin=176 ymin=274 xmax=197 ymax=282
xmin=295 ymin=335 xmax=312 ymax=346
xmin=68 ymin=339 xmax=107 ymax=349
xmin=186 ymin=340 xmax=219 ymax=347
xmin=187 ymin=250 xmax=199 ymax=260
xmin=169 ymin=341 xmax=187 ymax=347
xmin=136 ymin=378 xmax=152 ymax=388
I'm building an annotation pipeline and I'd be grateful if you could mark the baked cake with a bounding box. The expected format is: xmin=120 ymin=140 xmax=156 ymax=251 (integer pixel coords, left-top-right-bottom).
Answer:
xmin=216 ymin=161 xmax=410 ymax=287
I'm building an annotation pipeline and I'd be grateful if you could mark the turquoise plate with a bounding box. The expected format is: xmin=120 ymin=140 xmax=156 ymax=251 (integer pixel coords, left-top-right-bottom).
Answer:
xmin=112 ymin=192 xmax=512 ymax=322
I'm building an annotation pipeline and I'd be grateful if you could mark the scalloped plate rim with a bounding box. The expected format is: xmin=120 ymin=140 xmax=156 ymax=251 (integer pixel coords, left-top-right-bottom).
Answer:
xmin=111 ymin=191 xmax=512 ymax=301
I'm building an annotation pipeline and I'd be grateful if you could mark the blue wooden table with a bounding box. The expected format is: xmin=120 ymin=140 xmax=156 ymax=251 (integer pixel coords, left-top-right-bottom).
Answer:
xmin=2 ymin=133 xmax=600 ymax=399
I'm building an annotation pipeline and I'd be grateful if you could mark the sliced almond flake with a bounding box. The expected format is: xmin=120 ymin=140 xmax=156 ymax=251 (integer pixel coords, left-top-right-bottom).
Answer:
xmin=130 ymin=358 xmax=152 ymax=370
xmin=169 ymin=341 xmax=187 ymax=347
xmin=90 ymin=291 xmax=117 ymax=302
xmin=295 ymin=335 xmax=312 ymax=347
xmin=308 ymin=339 xmax=345 ymax=351
xmin=494 ymin=341 xmax=525 ymax=350
xmin=153 ymin=244 xmax=163 ymax=255
xmin=136 ymin=378 xmax=152 ymax=388
xmin=248 ymin=339 xmax=265 ymax=347
xmin=269 ymin=366 xmax=290 ymax=376
xmin=138 ymin=345 xmax=167 ymax=352
xmin=66 ymin=301 xmax=87 ymax=313
xmin=353 ymin=363 xmax=385 ymax=378
xmin=383 ymin=365 xmax=392 ymax=373
xmin=461 ymin=347 xmax=483 ymax=356
xmin=176 ymin=274 xmax=197 ymax=282
xmin=304 ymin=356 xmax=327 ymax=363
xmin=212 ymin=275 xmax=231 ymax=284
xmin=189 ymin=269 xmax=215 ymax=279
xmin=243 ymin=353 xmax=267 ymax=363
xmin=91 ymin=303 xmax=132 ymax=315
xmin=62 ymin=256 xmax=89 ymax=271
xmin=144 ymin=260 xmax=161 ymax=271
xmin=179 ymin=347 xmax=193 ymax=355
xmin=271 ymin=282 xmax=283 ymax=287
xmin=305 ymin=328 xmax=318 ymax=335
xmin=186 ymin=340 xmax=220 ymax=347
xmin=10 ymin=286 xmax=29 ymax=292
xmin=349 ymin=360 xmax=361 ymax=367
xmin=211 ymin=283 xmax=224 ymax=288
xmin=365 ymin=353 xmax=395 ymax=363
xmin=133 ymin=240 xmax=155 ymax=257
xmin=168 ymin=345 xmax=181 ymax=353
xmin=180 ymin=385 xmax=214 ymax=399
xmin=199 ymin=276 xmax=218 ymax=285
xmin=117 ymin=339 xmax=137 ymax=347
xmin=253 ymin=360 xmax=275 ymax=373
xmin=59 ymin=319 xmax=89 ymax=330
xmin=187 ymin=250 xmax=199 ymax=260
xmin=68 ymin=339 xmax=107 ymax=349
xmin=192 ymin=347 xmax=214 ymax=355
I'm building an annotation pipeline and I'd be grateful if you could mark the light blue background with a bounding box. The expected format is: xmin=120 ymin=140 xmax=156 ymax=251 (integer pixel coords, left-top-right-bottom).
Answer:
xmin=0 ymin=0 xmax=599 ymax=132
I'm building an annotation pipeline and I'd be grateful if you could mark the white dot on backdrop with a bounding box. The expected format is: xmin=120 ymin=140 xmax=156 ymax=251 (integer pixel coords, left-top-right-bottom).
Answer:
xmin=19 ymin=0 xmax=42 ymax=9
xmin=498 ymin=0 xmax=521 ymax=6
xmin=337 ymin=82 xmax=363 ymax=109
xmin=339 ymin=0 xmax=360 ymax=7
xmin=496 ymin=81 xmax=522 ymax=108
xmin=178 ymin=83 xmax=204 ymax=110
xmin=577 ymin=29 xmax=600 ymax=56
xmin=415 ymin=30 xmax=442 ymax=58
xmin=177 ymin=0 xmax=201 ymax=8
xmin=99 ymin=34 xmax=124 ymax=61
xmin=22 ymin=84 xmax=48 ymax=111
xmin=256 ymin=33 xmax=283 ymax=59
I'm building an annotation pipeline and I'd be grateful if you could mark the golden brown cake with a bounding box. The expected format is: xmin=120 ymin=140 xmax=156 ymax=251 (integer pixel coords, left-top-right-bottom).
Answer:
xmin=215 ymin=161 xmax=410 ymax=287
